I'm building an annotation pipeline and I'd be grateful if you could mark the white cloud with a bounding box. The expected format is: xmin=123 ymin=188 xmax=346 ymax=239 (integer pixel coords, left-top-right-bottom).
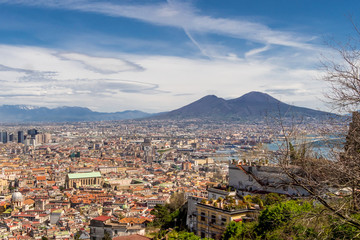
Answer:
xmin=0 ymin=43 xmax=329 ymax=112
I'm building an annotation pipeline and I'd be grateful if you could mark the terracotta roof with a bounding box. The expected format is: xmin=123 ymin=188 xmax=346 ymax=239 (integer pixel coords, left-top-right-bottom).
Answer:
xmin=112 ymin=234 xmax=151 ymax=240
xmin=119 ymin=217 xmax=149 ymax=224
xmin=92 ymin=216 xmax=111 ymax=222
xmin=23 ymin=199 xmax=35 ymax=205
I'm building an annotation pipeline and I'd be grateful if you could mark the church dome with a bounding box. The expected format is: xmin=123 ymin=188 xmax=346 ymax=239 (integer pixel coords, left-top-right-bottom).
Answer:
xmin=11 ymin=191 xmax=23 ymax=202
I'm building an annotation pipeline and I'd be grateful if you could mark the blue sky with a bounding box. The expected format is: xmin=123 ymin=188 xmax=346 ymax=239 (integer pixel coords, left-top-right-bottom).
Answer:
xmin=0 ymin=0 xmax=358 ymax=112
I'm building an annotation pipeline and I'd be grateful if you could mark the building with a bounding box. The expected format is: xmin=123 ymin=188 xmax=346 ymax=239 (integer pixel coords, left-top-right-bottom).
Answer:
xmin=8 ymin=133 xmax=14 ymax=142
xmin=89 ymin=216 xmax=149 ymax=240
xmin=1 ymin=132 xmax=7 ymax=144
xmin=11 ymin=190 xmax=24 ymax=209
xmin=146 ymin=196 xmax=170 ymax=208
xmin=187 ymin=195 xmax=206 ymax=234
xmin=207 ymin=187 xmax=236 ymax=202
xmin=187 ymin=187 xmax=237 ymax=234
xmin=27 ymin=129 xmax=38 ymax=138
xmin=191 ymin=157 xmax=214 ymax=166
xmin=182 ymin=161 xmax=192 ymax=171
xmin=18 ymin=131 xmax=24 ymax=143
xmin=196 ymin=200 xmax=256 ymax=239
xmin=229 ymin=162 xmax=309 ymax=196
xmin=65 ymin=172 xmax=102 ymax=189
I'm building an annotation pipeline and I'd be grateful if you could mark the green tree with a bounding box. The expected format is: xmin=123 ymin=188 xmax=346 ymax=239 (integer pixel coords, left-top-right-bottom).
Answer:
xmin=263 ymin=193 xmax=286 ymax=206
xmin=222 ymin=221 xmax=245 ymax=240
xmin=167 ymin=230 xmax=213 ymax=240
xmin=150 ymin=204 xmax=172 ymax=227
xmin=256 ymin=200 xmax=312 ymax=234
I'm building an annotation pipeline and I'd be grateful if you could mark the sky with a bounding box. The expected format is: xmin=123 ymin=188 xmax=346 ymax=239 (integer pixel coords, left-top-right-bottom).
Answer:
xmin=0 ymin=0 xmax=359 ymax=113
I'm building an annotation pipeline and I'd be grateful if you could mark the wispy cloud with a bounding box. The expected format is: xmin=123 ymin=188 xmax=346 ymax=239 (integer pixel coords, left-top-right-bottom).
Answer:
xmin=57 ymin=53 xmax=145 ymax=74
xmin=0 ymin=0 xmax=316 ymax=52
xmin=245 ymin=45 xmax=271 ymax=58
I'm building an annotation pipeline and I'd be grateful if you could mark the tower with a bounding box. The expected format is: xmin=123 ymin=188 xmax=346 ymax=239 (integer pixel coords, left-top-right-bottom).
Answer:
xmin=1 ymin=132 xmax=7 ymax=144
xmin=18 ymin=131 xmax=24 ymax=143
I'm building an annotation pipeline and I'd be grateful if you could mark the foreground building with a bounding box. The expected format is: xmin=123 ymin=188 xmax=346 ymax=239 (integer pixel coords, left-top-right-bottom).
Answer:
xmin=196 ymin=201 xmax=256 ymax=239
xmin=187 ymin=186 xmax=257 ymax=240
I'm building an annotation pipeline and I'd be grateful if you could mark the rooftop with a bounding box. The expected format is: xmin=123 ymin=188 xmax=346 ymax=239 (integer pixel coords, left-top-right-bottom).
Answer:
xmin=67 ymin=172 xmax=101 ymax=179
xmin=92 ymin=216 xmax=111 ymax=222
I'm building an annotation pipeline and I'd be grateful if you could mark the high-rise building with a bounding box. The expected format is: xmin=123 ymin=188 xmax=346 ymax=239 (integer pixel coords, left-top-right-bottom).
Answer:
xmin=1 ymin=132 xmax=7 ymax=144
xmin=27 ymin=129 xmax=38 ymax=138
xmin=18 ymin=131 xmax=24 ymax=143
xmin=44 ymin=133 xmax=51 ymax=143
xmin=9 ymin=133 xmax=14 ymax=142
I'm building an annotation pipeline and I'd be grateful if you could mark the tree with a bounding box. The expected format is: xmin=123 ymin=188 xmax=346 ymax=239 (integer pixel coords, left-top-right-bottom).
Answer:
xmin=222 ymin=221 xmax=245 ymax=240
xmin=275 ymin=118 xmax=360 ymax=231
xmin=272 ymin=23 xmax=360 ymax=233
xmin=168 ymin=192 xmax=186 ymax=211
xmin=150 ymin=204 xmax=171 ymax=226
xmin=321 ymin=21 xmax=360 ymax=112
xmin=256 ymin=200 xmax=312 ymax=234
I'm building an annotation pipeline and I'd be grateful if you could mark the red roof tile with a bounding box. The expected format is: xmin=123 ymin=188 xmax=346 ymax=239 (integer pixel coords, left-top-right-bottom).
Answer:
xmin=92 ymin=216 xmax=111 ymax=221
xmin=113 ymin=234 xmax=151 ymax=240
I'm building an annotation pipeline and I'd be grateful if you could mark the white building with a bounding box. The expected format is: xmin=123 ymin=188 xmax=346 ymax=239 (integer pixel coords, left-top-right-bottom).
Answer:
xmin=229 ymin=163 xmax=309 ymax=197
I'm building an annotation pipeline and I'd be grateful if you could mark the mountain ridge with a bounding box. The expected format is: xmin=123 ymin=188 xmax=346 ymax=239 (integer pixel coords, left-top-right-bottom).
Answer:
xmin=0 ymin=105 xmax=151 ymax=123
xmin=151 ymin=91 xmax=337 ymax=121
xmin=0 ymin=92 xmax=338 ymax=123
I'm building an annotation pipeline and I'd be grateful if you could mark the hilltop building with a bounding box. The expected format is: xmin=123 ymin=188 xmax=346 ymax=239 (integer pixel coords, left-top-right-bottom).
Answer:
xmin=229 ymin=162 xmax=309 ymax=196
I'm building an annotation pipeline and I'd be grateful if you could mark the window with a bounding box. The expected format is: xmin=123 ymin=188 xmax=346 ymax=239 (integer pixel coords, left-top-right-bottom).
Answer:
xmin=200 ymin=212 xmax=205 ymax=221
xmin=211 ymin=215 xmax=216 ymax=224
xmin=248 ymin=175 xmax=253 ymax=181
xmin=221 ymin=217 xmax=227 ymax=226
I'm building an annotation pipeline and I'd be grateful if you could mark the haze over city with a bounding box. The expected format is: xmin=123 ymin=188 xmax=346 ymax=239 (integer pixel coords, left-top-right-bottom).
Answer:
xmin=0 ymin=0 xmax=359 ymax=113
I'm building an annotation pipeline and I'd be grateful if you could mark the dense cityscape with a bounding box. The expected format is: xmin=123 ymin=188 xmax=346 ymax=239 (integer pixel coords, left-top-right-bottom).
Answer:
xmin=0 ymin=117 xmax=346 ymax=239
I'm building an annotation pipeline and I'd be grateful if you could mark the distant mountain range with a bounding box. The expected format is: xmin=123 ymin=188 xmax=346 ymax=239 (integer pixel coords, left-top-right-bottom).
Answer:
xmin=0 ymin=105 xmax=151 ymax=123
xmin=151 ymin=91 xmax=338 ymax=121
xmin=0 ymin=92 xmax=338 ymax=123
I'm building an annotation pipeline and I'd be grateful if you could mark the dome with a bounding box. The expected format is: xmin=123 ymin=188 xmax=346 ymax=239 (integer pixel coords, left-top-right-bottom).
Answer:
xmin=11 ymin=191 xmax=23 ymax=202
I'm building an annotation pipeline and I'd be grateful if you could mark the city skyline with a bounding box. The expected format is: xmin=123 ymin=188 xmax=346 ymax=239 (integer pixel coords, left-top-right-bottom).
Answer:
xmin=0 ymin=0 xmax=359 ymax=113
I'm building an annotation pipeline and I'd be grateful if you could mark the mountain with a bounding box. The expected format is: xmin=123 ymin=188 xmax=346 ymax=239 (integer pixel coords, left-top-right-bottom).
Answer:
xmin=0 ymin=105 xmax=151 ymax=123
xmin=0 ymin=92 xmax=338 ymax=123
xmin=152 ymin=91 xmax=337 ymax=121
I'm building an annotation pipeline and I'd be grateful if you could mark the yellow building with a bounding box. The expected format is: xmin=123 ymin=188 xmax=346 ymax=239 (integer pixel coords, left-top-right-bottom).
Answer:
xmin=0 ymin=178 xmax=8 ymax=195
xmin=196 ymin=201 xmax=256 ymax=239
